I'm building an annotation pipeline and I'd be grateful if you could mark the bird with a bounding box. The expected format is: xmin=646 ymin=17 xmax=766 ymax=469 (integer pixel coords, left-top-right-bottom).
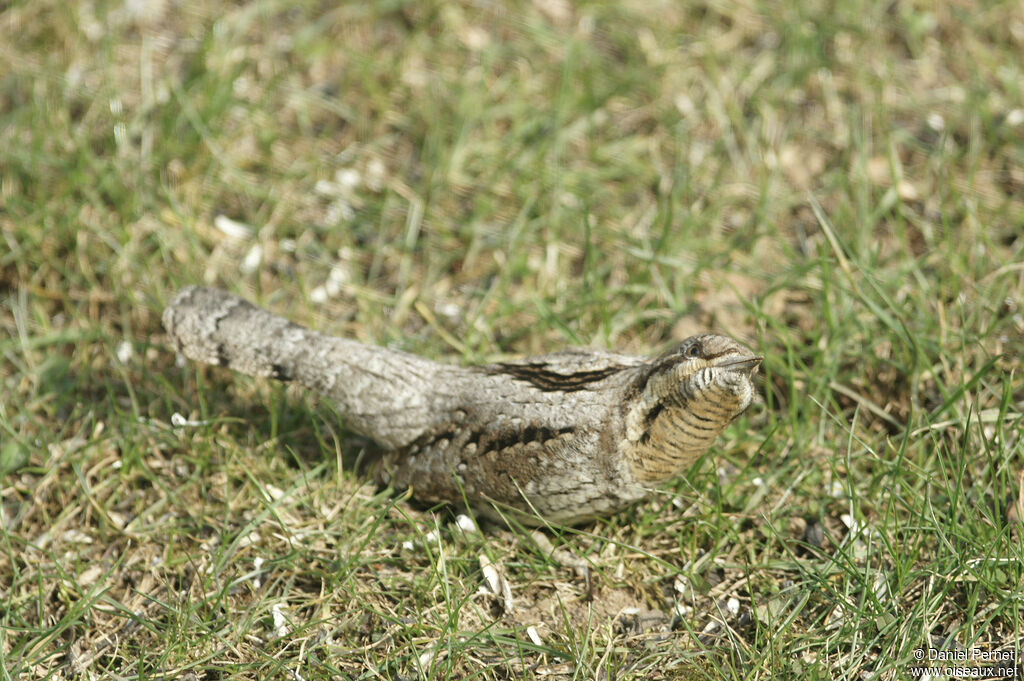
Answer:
xmin=163 ymin=286 xmax=761 ymax=525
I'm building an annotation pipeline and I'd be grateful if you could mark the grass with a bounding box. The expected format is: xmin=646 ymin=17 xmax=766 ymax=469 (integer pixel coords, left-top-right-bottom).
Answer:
xmin=2 ymin=0 xmax=1023 ymax=678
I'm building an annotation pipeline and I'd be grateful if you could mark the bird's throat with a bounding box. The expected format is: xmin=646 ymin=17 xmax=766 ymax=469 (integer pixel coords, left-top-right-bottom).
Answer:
xmin=625 ymin=377 xmax=749 ymax=484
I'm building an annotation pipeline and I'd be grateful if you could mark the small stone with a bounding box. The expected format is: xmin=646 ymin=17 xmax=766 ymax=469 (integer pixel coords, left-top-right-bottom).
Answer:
xmin=805 ymin=521 xmax=825 ymax=548
xmin=240 ymin=243 xmax=263 ymax=274
xmin=116 ymin=340 xmax=134 ymax=363
xmin=271 ymin=603 xmax=290 ymax=638
xmin=455 ymin=514 xmax=478 ymax=534
xmin=214 ymin=215 xmax=253 ymax=240
xmin=526 ymin=626 xmax=543 ymax=646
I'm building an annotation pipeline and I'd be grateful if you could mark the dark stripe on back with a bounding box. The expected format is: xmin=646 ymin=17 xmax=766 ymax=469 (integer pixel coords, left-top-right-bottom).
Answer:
xmin=486 ymin=363 xmax=624 ymax=392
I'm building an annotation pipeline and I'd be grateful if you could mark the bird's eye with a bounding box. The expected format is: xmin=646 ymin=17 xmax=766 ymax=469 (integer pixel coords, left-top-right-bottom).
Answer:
xmin=686 ymin=343 xmax=701 ymax=358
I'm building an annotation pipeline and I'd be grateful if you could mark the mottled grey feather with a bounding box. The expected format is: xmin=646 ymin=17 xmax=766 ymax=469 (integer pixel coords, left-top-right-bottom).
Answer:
xmin=163 ymin=286 xmax=760 ymax=524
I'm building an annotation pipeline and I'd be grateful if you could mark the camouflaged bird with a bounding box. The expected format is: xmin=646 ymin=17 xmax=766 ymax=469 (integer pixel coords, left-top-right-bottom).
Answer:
xmin=163 ymin=286 xmax=761 ymax=524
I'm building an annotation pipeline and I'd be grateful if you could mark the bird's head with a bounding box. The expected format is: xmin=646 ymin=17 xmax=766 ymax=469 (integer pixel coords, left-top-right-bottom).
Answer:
xmin=623 ymin=334 xmax=761 ymax=483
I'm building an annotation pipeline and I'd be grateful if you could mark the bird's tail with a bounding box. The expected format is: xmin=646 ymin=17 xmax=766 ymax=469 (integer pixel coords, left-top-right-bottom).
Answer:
xmin=163 ymin=286 xmax=445 ymax=448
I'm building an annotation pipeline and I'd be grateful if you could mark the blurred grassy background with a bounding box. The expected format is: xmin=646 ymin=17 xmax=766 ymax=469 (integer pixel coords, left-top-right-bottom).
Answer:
xmin=2 ymin=0 xmax=1023 ymax=678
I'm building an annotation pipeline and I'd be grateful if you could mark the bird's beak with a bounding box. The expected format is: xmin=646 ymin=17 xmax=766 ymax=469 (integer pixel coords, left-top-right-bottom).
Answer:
xmin=720 ymin=356 xmax=762 ymax=376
